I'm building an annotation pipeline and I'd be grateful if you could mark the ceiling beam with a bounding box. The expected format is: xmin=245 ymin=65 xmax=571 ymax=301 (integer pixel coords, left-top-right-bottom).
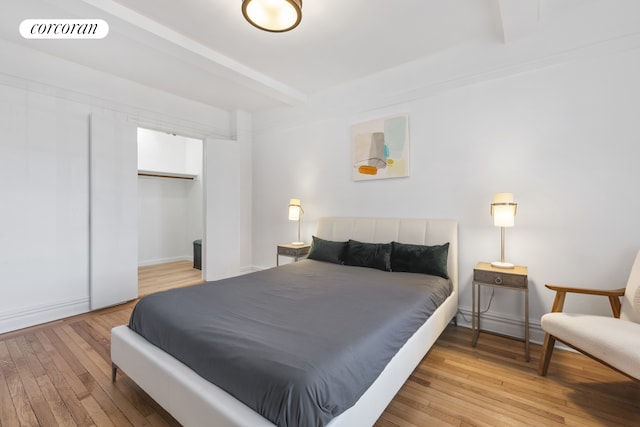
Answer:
xmin=73 ymin=0 xmax=307 ymax=105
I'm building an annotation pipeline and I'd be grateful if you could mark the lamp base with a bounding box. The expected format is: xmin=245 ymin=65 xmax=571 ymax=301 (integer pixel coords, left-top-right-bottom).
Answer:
xmin=491 ymin=261 xmax=515 ymax=269
xmin=291 ymin=241 xmax=305 ymax=246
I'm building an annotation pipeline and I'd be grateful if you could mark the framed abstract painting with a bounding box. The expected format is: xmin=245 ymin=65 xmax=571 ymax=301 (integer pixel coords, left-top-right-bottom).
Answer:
xmin=351 ymin=114 xmax=409 ymax=181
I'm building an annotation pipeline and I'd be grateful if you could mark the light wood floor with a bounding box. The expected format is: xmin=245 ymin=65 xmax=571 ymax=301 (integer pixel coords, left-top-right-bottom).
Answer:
xmin=138 ymin=260 xmax=204 ymax=297
xmin=1 ymin=263 xmax=638 ymax=426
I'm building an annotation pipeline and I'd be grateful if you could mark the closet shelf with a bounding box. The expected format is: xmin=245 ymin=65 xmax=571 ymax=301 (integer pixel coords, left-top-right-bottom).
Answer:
xmin=138 ymin=170 xmax=198 ymax=180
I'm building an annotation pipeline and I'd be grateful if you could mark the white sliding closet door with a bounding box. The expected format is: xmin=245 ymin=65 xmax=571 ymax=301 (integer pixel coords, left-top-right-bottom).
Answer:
xmin=203 ymin=138 xmax=240 ymax=281
xmin=0 ymin=88 xmax=91 ymax=333
xmin=90 ymin=113 xmax=138 ymax=310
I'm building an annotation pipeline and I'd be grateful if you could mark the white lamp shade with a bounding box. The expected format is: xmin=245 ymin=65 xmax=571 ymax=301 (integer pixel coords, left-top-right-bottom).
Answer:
xmin=491 ymin=193 xmax=516 ymax=227
xmin=242 ymin=0 xmax=302 ymax=32
xmin=288 ymin=198 xmax=301 ymax=221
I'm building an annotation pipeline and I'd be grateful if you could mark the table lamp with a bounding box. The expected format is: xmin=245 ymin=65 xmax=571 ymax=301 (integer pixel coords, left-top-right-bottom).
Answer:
xmin=490 ymin=192 xmax=517 ymax=269
xmin=288 ymin=198 xmax=304 ymax=245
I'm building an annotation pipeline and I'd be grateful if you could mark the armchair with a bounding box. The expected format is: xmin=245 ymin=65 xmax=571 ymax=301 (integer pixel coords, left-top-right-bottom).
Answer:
xmin=538 ymin=250 xmax=640 ymax=380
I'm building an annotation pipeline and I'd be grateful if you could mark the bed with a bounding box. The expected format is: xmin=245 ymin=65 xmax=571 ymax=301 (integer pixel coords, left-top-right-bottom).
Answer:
xmin=111 ymin=217 xmax=458 ymax=427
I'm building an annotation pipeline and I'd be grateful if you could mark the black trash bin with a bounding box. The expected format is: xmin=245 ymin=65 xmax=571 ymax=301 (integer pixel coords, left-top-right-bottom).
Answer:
xmin=193 ymin=239 xmax=202 ymax=270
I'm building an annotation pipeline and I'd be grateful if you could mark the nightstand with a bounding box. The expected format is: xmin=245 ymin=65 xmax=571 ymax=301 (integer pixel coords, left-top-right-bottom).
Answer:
xmin=471 ymin=262 xmax=529 ymax=361
xmin=276 ymin=243 xmax=311 ymax=266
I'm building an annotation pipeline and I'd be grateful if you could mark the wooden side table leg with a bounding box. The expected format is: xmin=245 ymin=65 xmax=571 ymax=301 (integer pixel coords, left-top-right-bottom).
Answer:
xmin=525 ymin=287 xmax=530 ymax=362
xmin=472 ymin=282 xmax=480 ymax=346
xmin=471 ymin=281 xmax=476 ymax=345
xmin=477 ymin=284 xmax=481 ymax=342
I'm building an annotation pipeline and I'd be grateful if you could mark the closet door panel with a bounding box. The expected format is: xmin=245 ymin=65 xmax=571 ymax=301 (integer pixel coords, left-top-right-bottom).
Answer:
xmin=90 ymin=113 xmax=138 ymax=310
xmin=203 ymin=138 xmax=240 ymax=281
xmin=0 ymin=88 xmax=90 ymax=331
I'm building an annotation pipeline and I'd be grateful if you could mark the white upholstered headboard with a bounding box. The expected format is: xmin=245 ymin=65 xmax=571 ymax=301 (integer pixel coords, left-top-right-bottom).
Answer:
xmin=316 ymin=217 xmax=459 ymax=293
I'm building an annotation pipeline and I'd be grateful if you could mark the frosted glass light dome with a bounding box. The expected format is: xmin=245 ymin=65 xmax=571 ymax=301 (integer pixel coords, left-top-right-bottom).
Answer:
xmin=242 ymin=0 xmax=302 ymax=32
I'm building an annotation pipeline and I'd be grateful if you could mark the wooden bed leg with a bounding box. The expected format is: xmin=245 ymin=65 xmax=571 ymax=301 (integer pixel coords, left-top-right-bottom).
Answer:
xmin=538 ymin=333 xmax=556 ymax=376
xmin=112 ymin=363 xmax=118 ymax=382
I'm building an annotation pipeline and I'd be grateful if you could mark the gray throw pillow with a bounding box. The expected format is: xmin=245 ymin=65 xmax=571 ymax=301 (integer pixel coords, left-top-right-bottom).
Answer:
xmin=307 ymin=236 xmax=348 ymax=264
xmin=344 ymin=240 xmax=392 ymax=272
xmin=391 ymin=241 xmax=449 ymax=279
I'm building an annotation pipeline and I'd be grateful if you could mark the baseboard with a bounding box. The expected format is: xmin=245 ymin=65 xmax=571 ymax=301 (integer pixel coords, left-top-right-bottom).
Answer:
xmin=456 ymin=306 xmax=546 ymax=345
xmin=239 ymin=265 xmax=260 ymax=274
xmin=0 ymin=297 xmax=90 ymax=334
xmin=138 ymin=255 xmax=192 ymax=267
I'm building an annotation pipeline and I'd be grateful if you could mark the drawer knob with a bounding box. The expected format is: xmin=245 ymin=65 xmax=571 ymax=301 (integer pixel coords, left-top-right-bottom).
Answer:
xmin=494 ymin=276 xmax=503 ymax=285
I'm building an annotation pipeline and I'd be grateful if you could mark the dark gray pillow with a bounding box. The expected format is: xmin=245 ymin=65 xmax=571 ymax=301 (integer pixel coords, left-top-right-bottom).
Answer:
xmin=391 ymin=241 xmax=449 ymax=279
xmin=344 ymin=240 xmax=392 ymax=272
xmin=307 ymin=236 xmax=348 ymax=264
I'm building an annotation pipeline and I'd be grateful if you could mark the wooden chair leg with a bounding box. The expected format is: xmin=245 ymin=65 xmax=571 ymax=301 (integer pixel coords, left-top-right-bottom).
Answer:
xmin=538 ymin=333 xmax=556 ymax=376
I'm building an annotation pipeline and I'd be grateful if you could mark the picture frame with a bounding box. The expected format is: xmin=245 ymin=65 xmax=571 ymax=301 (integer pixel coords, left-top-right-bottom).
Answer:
xmin=351 ymin=114 xmax=409 ymax=181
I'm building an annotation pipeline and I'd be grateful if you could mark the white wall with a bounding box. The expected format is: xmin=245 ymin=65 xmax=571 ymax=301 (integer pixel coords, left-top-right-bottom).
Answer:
xmin=137 ymin=128 xmax=203 ymax=175
xmin=137 ymin=129 xmax=204 ymax=266
xmin=0 ymin=40 xmax=230 ymax=332
xmin=138 ymin=177 xmax=195 ymax=265
xmin=251 ymin=40 xmax=640 ymax=343
xmin=203 ymin=111 xmax=254 ymax=280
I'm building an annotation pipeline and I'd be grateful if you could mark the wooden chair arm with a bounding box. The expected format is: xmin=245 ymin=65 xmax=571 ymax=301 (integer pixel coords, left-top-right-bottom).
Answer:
xmin=545 ymin=284 xmax=626 ymax=297
xmin=544 ymin=284 xmax=625 ymax=318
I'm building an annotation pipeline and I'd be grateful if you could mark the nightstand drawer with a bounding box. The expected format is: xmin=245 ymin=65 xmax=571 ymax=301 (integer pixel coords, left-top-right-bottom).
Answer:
xmin=278 ymin=246 xmax=296 ymax=257
xmin=474 ymin=268 xmax=527 ymax=288
xmin=278 ymin=244 xmax=311 ymax=257
xmin=278 ymin=246 xmax=309 ymax=257
xmin=277 ymin=243 xmax=311 ymax=266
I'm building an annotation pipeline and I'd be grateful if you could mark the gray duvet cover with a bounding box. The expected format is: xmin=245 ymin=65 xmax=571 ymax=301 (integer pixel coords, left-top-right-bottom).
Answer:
xmin=128 ymin=260 xmax=451 ymax=427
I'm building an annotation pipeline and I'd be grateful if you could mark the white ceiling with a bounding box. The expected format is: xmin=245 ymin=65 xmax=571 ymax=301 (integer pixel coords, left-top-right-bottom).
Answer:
xmin=0 ymin=0 xmax=630 ymax=112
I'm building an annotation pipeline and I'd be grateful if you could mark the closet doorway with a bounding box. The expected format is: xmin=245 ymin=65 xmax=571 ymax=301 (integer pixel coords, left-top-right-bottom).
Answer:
xmin=136 ymin=128 xmax=204 ymax=296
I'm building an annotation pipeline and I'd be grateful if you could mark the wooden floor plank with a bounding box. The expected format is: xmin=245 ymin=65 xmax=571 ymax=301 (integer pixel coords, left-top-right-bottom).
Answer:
xmin=0 ymin=339 xmax=41 ymax=427
xmin=43 ymin=328 xmax=91 ymax=380
xmin=35 ymin=374 xmax=77 ymax=427
xmin=34 ymin=330 xmax=91 ymax=400
xmin=69 ymin=321 xmax=111 ymax=366
xmin=5 ymin=337 xmax=59 ymax=426
xmin=80 ymin=395 xmax=115 ymax=427
xmin=1 ymin=261 xmax=638 ymax=427
xmin=22 ymin=333 xmax=78 ymax=427
xmin=29 ymin=331 xmax=94 ymax=427
xmin=138 ymin=260 xmax=203 ymax=297
xmin=78 ymin=372 xmax=134 ymax=427
xmin=0 ymin=342 xmax=21 ymax=427
xmin=55 ymin=326 xmax=145 ymax=426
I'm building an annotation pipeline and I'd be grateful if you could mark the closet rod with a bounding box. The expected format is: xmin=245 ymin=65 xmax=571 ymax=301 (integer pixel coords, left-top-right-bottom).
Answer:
xmin=138 ymin=170 xmax=197 ymax=180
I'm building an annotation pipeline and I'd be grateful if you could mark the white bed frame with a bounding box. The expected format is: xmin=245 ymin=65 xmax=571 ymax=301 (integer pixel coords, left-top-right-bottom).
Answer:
xmin=111 ymin=217 xmax=458 ymax=427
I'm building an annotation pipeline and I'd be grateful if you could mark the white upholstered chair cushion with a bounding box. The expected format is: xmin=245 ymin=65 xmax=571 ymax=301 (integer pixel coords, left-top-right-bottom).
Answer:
xmin=620 ymin=249 xmax=640 ymax=323
xmin=540 ymin=313 xmax=640 ymax=379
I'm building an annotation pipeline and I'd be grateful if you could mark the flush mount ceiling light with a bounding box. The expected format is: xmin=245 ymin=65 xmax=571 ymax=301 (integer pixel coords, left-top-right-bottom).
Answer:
xmin=242 ymin=0 xmax=302 ymax=32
